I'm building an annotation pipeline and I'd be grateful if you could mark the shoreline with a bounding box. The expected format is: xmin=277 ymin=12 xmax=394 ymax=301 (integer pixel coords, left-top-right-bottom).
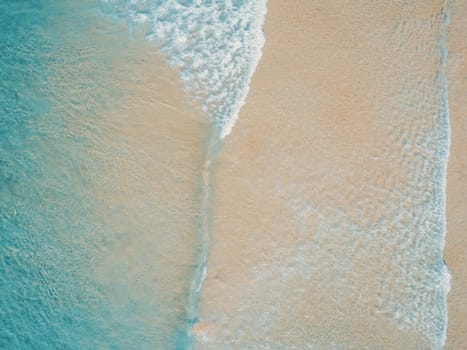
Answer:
xmin=445 ymin=0 xmax=467 ymax=347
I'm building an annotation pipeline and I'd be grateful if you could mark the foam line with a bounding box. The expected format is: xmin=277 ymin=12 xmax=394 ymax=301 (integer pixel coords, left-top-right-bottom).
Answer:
xmin=100 ymin=0 xmax=268 ymax=139
xmin=436 ymin=1 xmax=452 ymax=347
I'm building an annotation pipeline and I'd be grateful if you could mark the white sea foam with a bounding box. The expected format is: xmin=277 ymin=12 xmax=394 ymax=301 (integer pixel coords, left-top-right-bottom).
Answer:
xmin=100 ymin=0 xmax=267 ymax=138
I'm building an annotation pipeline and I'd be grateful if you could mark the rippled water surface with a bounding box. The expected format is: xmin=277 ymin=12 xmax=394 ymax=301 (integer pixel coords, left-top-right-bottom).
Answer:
xmin=0 ymin=1 xmax=207 ymax=348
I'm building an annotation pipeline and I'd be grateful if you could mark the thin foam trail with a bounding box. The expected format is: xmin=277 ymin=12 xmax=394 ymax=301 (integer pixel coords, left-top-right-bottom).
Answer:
xmin=438 ymin=1 xmax=452 ymax=347
xmin=185 ymin=133 xmax=219 ymax=348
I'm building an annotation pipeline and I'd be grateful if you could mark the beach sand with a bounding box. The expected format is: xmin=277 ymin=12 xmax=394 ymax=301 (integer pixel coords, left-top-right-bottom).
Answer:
xmin=445 ymin=0 xmax=467 ymax=348
xmin=196 ymin=0 xmax=458 ymax=348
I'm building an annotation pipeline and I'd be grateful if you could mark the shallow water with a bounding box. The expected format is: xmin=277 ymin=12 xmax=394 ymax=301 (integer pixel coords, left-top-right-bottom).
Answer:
xmin=1 ymin=1 xmax=207 ymax=348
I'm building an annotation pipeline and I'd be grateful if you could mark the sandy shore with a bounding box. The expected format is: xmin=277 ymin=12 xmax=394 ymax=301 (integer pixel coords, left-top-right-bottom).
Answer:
xmin=445 ymin=0 xmax=467 ymax=348
xmin=196 ymin=0 xmax=461 ymax=348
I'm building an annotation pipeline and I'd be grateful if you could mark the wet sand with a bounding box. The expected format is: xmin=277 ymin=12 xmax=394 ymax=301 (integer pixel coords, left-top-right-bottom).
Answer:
xmin=445 ymin=0 xmax=467 ymax=348
xmin=197 ymin=0 xmax=455 ymax=348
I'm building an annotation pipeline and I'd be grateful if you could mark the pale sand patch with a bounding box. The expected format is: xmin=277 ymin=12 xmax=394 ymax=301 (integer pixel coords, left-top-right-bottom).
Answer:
xmin=198 ymin=1 xmax=453 ymax=348
xmin=445 ymin=0 xmax=467 ymax=348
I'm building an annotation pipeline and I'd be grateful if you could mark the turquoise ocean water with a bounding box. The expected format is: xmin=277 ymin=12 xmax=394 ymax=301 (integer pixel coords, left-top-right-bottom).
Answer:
xmin=0 ymin=0 xmax=210 ymax=348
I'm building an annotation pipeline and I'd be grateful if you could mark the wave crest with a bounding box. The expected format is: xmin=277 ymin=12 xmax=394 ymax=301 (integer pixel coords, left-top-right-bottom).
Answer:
xmin=100 ymin=0 xmax=267 ymax=138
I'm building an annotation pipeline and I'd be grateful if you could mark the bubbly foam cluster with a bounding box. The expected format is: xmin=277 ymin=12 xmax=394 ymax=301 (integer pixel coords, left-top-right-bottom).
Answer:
xmin=100 ymin=0 xmax=267 ymax=138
